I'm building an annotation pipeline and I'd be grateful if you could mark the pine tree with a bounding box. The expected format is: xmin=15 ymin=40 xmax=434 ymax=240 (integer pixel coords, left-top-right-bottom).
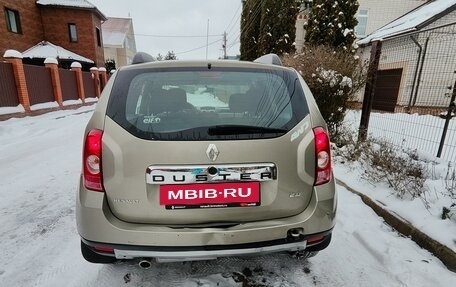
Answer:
xmin=258 ymin=0 xmax=299 ymax=56
xmin=164 ymin=51 xmax=177 ymax=60
xmin=305 ymin=0 xmax=359 ymax=51
xmin=240 ymin=0 xmax=263 ymax=60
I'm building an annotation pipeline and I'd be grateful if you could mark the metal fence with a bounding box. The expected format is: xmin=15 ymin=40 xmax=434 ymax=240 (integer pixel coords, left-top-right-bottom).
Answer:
xmin=360 ymin=23 xmax=456 ymax=163
xmin=82 ymin=72 xmax=96 ymax=98
xmin=23 ymin=64 xmax=54 ymax=105
xmin=59 ymin=69 xmax=79 ymax=101
xmin=0 ymin=62 xmax=19 ymax=107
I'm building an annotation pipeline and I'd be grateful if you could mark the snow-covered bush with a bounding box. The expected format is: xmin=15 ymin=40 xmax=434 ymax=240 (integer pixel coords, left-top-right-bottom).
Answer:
xmin=442 ymin=166 xmax=456 ymax=220
xmin=333 ymin=128 xmax=428 ymax=200
xmin=282 ymin=45 xmax=366 ymax=139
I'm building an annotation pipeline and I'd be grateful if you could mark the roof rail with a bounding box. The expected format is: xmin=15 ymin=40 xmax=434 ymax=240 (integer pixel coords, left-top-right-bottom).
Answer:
xmin=132 ymin=52 xmax=154 ymax=65
xmin=253 ymin=53 xmax=283 ymax=66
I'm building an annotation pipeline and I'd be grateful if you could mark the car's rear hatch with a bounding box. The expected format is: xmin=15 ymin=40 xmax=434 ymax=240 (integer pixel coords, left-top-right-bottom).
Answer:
xmin=102 ymin=118 xmax=315 ymax=224
xmin=102 ymin=62 xmax=314 ymax=225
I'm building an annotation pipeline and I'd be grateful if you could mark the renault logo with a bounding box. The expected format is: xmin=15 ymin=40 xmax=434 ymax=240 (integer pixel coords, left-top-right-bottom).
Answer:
xmin=206 ymin=144 xmax=220 ymax=161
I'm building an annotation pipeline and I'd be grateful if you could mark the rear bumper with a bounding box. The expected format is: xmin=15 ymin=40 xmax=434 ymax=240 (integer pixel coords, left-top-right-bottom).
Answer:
xmin=77 ymin=176 xmax=337 ymax=252
xmin=82 ymin=231 xmax=331 ymax=262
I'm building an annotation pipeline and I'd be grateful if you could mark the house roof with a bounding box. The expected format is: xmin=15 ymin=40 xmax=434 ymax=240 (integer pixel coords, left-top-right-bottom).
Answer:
xmin=22 ymin=41 xmax=94 ymax=63
xmin=36 ymin=0 xmax=106 ymax=20
xmin=102 ymin=17 xmax=132 ymax=48
xmin=358 ymin=0 xmax=456 ymax=45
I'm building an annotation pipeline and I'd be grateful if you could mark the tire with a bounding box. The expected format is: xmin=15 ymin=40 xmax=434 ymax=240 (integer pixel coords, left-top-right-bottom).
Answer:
xmin=80 ymin=241 xmax=117 ymax=264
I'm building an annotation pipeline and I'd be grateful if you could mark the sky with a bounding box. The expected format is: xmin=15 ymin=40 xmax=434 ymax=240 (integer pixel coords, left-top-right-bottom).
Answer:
xmin=89 ymin=0 xmax=242 ymax=60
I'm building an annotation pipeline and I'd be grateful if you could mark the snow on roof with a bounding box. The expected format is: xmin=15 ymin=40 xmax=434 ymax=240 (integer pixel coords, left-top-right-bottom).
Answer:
xmin=36 ymin=0 xmax=96 ymax=9
xmin=102 ymin=18 xmax=132 ymax=47
xmin=36 ymin=0 xmax=106 ymax=20
xmin=22 ymin=41 xmax=94 ymax=63
xmin=3 ymin=50 xmax=23 ymax=59
xmin=358 ymin=0 xmax=456 ymax=45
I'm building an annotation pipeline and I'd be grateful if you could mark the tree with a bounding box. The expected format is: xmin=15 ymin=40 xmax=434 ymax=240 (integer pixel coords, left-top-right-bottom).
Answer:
xmin=258 ymin=0 xmax=299 ymax=56
xmin=282 ymin=45 xmax=366 ymax=140
xmin=105 ymin=59 xmax=116 ymax=71
xmin=164 ymin=51 xmax=177 ymax=60
xmin=240 ymin=0 xmax=299 ymax=60
xmin=305 ymin=0 xmax=359 ymax=51
xmin=155 ymin=53 xmax=164 ymax=61
xmin=240 ymin=0 xmax=263 ymax=60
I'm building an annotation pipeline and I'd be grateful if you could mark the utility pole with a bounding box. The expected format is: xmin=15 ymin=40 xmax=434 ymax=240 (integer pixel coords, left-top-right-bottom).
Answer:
xmin=206 ymin=19 xmax=210 ymax=60
xmin=223 ymin=31 xmax=227 ymax=59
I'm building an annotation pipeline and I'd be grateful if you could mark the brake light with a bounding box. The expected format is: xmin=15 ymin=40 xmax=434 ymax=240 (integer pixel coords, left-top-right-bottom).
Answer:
xmin=83 ymin=129 xmax=104 ymax=191
xmin=307 ymin=235 xmax=324 ymax=244
xmin=313 ymin=127 xmax=332 ymax=186
xmin=93 ymin=245 xmax=114 ymax=254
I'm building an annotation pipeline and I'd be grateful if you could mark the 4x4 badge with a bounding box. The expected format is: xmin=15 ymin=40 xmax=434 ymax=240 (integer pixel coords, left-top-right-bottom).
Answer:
xmin=206 ymin=144 xmax=220 ymax=161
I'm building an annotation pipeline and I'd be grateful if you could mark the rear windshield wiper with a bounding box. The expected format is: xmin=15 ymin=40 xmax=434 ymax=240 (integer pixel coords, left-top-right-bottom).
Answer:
xmin=207 ymin=125 xmax=287 ymax=135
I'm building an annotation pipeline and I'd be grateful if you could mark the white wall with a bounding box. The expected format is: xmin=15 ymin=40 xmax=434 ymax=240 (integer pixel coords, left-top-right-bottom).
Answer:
xmin=295 ymin=0 xmax=426 ymax=52
xmin=357 ymin=10 xmax=456 ymax=108
xmin=357 ymin=0 xmax=427 ymax=37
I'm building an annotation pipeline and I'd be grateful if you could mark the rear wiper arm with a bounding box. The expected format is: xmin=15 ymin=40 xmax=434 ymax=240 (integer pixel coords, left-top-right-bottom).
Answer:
xmin=207 ymin=125 xmax=287 ymax=135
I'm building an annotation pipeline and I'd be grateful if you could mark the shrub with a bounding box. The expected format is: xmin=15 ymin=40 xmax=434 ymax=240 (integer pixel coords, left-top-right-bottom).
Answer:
xmin=282 ymin=45 xmax=366 ymax=139
xmin=362 ymin=140 xmax=427 ymax=199
xmin=333 ymin=128 xmax=428 ymax=199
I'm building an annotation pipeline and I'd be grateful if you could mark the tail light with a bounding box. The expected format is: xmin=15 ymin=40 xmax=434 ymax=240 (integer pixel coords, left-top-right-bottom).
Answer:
xmin=313 ymin=127 xmax=332 ymax=186
xmin=83 ymin=129 xmax=104 ymax=191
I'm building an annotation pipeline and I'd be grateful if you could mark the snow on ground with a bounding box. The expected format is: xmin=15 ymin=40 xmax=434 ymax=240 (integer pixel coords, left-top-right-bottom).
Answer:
xmin=344 ymin=110 xmax=456 ymax=163
xmin=30 ymin=101 xmax=60 ymax=111
xmin=63 ymin=99 xmax=83 ymax=106
xmin=0 ymin=107 xmax=455 ymax=286
xmin=0 ymin=104 xmax=25 ymax=115
xmin=334 ymin=163 xmax=456 ymax=253
xmin=338 ymin=110 xmax=456 ymax=253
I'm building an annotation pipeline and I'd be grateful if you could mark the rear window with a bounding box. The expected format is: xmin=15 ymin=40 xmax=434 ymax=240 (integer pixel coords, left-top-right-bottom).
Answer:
xmin=106 ymin=66 xmax=309 ymax=141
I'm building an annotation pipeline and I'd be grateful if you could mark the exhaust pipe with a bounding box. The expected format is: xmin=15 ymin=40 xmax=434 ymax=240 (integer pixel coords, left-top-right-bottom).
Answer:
xmin=288 ymin=228 xmax=304 ymax=239
xmin=138 ymin=259 xmax=152 ymax=269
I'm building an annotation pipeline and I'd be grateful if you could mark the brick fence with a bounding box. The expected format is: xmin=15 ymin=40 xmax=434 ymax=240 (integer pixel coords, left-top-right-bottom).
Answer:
xmin=0 ymin=49 xmax=107 ymax=115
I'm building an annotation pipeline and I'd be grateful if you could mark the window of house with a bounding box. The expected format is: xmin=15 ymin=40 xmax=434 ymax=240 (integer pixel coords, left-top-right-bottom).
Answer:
xmin=68 ymin=23 xmax=78 ymax=42
xmin=5 ymin=8 xmax=22 ymax=34
xmin=355 ymin=9 xmax=369 ymax=38
xmin=96 ymin=27 xmax=102 ymax=47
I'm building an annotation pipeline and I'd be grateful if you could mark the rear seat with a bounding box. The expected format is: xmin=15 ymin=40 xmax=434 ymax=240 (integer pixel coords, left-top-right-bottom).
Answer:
xmin=140 ymin=88 xmax=193 ymax=115
xmin=229 ymin=92 xmax=263 ymax=114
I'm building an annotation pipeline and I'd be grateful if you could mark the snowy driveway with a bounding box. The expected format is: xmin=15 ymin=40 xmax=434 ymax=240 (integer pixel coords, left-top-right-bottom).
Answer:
xmin=0 ymin=107 xmax=455 ymax=287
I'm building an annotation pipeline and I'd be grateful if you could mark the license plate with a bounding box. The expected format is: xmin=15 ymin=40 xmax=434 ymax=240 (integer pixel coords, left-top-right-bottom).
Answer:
xmin=160 ymin=182 xmax=260 ymax=210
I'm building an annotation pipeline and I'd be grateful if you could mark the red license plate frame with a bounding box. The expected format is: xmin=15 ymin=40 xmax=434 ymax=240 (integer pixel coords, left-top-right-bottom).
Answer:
xmin=159 ymin=182 xmax=260 ymax=210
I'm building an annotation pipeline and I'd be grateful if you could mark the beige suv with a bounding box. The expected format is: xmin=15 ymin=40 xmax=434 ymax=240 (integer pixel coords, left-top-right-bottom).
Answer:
xmin=76 ymin=53 xmax=336 ymax=266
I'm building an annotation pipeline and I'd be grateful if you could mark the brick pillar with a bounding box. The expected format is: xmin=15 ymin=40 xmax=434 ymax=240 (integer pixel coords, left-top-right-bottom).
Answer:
xmin=71 ymin=62 xmax=85 ymax=103
xmin=98 ymin=67 xmax=107 ymax=91
xmin=44 ymin=57 xmax=63 ymax=107
xmin=90 ymin=67 xmax=101 ymax=97
xmin=3 ymin=50 xmax=31 ymax=112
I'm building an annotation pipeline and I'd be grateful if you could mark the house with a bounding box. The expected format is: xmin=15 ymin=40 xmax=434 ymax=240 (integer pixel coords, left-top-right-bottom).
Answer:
xmin=0 ymin=0 xmax=106 ymax=67
xmin=355 ymin=0 xmax=428 ymax=38
xmin=102 ymin=17 xmax=137 ymax=68
xmin=357 ymin=0 xmax=456 ymax=113
xmin=294 ymin=0 xmax=427 ymax=52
